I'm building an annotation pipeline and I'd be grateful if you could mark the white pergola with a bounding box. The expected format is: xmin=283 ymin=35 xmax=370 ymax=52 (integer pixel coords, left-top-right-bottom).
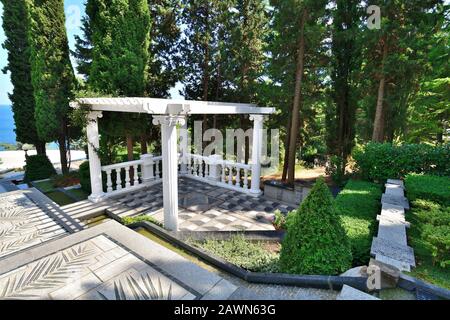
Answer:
xmin=70 ymin=97 xmax=275 ymax=231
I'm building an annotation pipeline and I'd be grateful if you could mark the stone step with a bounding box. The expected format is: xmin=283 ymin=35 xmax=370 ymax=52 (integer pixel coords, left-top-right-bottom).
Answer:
xmin=377 ymin=215 xmax=410 ymax=228
xmin=381 ymin=194 xmax=410 ymax=210
xmin=371 ymin=237 xmax=415 ymax=271
xmin=375 ymin=254 xmax=412 ymax=272
xmin=377 ymin=218 xmax=408 ymax=246
xmin=387 ymin=179 xmax=404 ymax=189
xmin=336 ymin=285 xmax=379 ymax=300
xmin=381 ymin=203 xmax=405 ymax=219
xmin=385 ymin=184 xmax=405 ymax=198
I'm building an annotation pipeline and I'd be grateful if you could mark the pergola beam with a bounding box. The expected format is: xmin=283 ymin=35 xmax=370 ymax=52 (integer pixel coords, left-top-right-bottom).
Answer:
xmin=70 ymin=98 xmax=275 ymax=115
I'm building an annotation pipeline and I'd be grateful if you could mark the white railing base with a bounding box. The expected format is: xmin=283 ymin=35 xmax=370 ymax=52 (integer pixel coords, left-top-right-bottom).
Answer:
xmin=101 ymin=179 xmax=162 ymax=199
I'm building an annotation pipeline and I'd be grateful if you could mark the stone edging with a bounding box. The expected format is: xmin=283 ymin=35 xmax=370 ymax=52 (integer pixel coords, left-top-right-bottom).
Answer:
xmin=129 ymin=221 xmax=369 ymax=292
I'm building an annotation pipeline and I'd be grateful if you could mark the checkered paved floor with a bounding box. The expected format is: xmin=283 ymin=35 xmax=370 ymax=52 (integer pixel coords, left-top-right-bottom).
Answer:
xmin=110 ymin=177 xmax=296 ymax=232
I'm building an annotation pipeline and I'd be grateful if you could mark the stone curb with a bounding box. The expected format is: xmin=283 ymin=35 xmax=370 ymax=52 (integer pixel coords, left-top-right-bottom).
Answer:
xmin=130 ymin=221 xmax=369 ymax=292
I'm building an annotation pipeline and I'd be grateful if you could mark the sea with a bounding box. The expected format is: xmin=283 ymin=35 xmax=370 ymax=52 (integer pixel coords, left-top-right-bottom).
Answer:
xmin=0 ymin=105 xmax=58 ymax=151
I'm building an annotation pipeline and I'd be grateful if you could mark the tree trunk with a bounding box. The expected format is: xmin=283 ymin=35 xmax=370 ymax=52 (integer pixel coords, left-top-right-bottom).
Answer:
xmin=282 ymin=117 xmax=291 ymax=181
xmin=287 ymin=10 xmax=307 ymax=185
xmin=140 ymin=135 xmax=148 ymax=155
xmin=58 ymin=136 xmax=69 ymax=175
xmin=126 ymin=134 xmax=134 ymax=182
xmin=35 ymin=141 xmax=46 ymax=155
xmin=372 ymin=39 xmax=388 ymax=142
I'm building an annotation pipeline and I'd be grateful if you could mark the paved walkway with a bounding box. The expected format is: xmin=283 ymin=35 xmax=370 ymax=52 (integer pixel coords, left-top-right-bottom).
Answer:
xmin=371 ymin=179 xmax=415 ymax=272
xmin=110 ymin=177 xmax=296 ymax=232
xmin=0 ymin=187 xmax=337 ymax=300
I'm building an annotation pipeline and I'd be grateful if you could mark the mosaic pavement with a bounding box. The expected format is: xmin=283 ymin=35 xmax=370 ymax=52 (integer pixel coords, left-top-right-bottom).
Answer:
xmin=0 ymin=235 xmax=195 ymax=300
xmin=0 ymin=192 xmax=68 ymax=259
xmin=110 ymin=177 xmax=297 ymax=232
xmin=0 ymin=221 xmax=238 ymax=300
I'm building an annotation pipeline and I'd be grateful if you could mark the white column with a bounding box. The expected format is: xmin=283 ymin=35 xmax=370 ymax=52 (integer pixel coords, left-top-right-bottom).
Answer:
xmin=179 ymin=118 xmax=189 ymax=174
xmin=86 ymin=111 xmax=105 ymax=202
xmin=153 ymin=115 xmax=186 ymax=231
xmin=249 ymin=115 xmax=264 ymax=196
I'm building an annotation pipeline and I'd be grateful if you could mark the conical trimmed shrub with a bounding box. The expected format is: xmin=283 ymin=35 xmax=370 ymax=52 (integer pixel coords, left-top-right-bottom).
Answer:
xmin=279 ymin=178 xmax=352 ymax=275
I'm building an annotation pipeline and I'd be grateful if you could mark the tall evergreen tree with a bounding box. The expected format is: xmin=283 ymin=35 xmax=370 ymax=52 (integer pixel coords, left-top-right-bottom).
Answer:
xmin=87 ymin=0 xmax=151 ymax=160
xmin=363 ymin=0 xmax=445 ymax=142
xmin=1 ymin=0 xmax=47 ymax=154
xmin=269 ymin=0 xmax=328 ymax=184
xmin=325 ymin=0 xmax=363 ymax=169
xmin=147 ymin=0 xmax=183 ymax=98
xmin=27 ymin=0 xmax=76 ymax=173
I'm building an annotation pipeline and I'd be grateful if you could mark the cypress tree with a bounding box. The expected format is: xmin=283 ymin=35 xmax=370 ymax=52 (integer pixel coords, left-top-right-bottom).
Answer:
xmin=1 ymin=0 xmax=47 ymax=154
xmin=27 ymin=0 xmax=76 ymax=174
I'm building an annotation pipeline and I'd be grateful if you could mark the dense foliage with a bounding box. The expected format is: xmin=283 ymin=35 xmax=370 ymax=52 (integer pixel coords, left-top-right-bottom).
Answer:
xmin=408 ymin=197 xmax=450 ymax=285
xmin=78 ymin=161 xmax=91 ymax=194
xmin=405 ymin=174 xmax=450 ymax=207
xmin=335 ymin=180 xmax=382 ymax=265
xmin=194 ymin=235 xmax=280 ymax=273
xmin=0 ymin=0 xmax=46 ymax=154
xmin=24 ymin=155 xmax=56 ymax=182
xmin=27 ymin=0 xmax=77 ymax=174
xmin=353 ymin=143 xmax=450 ymax=181
xmin=280 ymin=178 xmax=352 ymax=275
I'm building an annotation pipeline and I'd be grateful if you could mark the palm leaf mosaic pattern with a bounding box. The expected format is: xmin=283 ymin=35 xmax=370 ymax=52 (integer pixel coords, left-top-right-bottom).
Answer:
xmin=0 ymin=236 xmax=195 ymax=300
xmin=0 ymin=194 xmax=67 ymax=258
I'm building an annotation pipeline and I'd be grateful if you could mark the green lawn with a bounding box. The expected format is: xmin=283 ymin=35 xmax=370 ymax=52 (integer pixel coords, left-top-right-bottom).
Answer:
xmin=65 ymin=188 xmax=89 ymax=200
xmin=45 ymin=191 xmax=76 ymax=206
xmin=335 ymin=180 xmax=382 ymax=266
xmin=33 ymin=179 xmax=55 ymax=193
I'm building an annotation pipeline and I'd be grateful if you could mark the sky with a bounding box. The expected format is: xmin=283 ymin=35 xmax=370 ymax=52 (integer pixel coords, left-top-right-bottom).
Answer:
xmin=0 ymin=0 xmax=182 ymax=106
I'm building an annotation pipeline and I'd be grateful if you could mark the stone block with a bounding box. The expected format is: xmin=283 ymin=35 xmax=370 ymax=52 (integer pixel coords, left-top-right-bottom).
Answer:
xmin=387 ymin=179 xmax=404 ymax=188
xmin=369 ymin=258 xmax=400 ymax=289
xmin=336 ymin=285 xmax=379 ymax=300
xmin=381 ymin=194 xmax=410 ymax=210
xmin=371 ymin=237 xmax=415 ymax=271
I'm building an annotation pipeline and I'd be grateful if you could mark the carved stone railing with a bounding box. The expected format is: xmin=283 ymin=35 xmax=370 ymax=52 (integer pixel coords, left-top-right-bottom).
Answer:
xmin=181 ymin=154 xmax=253 ymax=194
xmin=101 ymin=154 xmax=162 ymax=196
xmin=101 ymin=153 xmax=255 ymax=197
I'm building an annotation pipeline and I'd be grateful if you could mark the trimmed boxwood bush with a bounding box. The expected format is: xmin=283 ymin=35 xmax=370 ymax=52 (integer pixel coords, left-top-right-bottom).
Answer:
xmin=335 ymin=180 xmax=382 ymax=265
xmin=24 ymin=155 xmax=56 ymax=182
xmin=405 ymin=174 xmax=450 ymax=206
xmin=279 ymin=178 xmax=352 ymax=275
xmin=78 ymin=161 xmax=91 ymax=193
xmin=353 ymin=142 xmax=450 ymax=181
xmin=422 ymin=224 xmax=450 ymax=269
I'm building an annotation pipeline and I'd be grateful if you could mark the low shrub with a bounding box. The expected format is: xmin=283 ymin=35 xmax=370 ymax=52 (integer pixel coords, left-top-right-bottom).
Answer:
xmin=352 ymin=142 xmax=450 ymax=181
xmin=325 ymin=155 xmax=346 ymax=186
xmin=51 ymin=172 xmax=80 ymax=188
xmin=195 ymin=235 xmax=280 ymax=273
xmin=422 ymin=224 xmax=450 ymax=269
xmin=411 ymin=200 xmax=450 ymax=227
xmin=78 ymin=161 xmax=91 ymax=193
xmin=405 ymin=174 xmax=450 ymax=206
xmin=121 ymin=215 xmax=163 ymax=227
xmin=24 ymin=155 xmax=56 ymax=182
xmin=335 ymin=180 xmax=382 ymax=265
xmin=273 ymin=210 xmax=286 ymax=230
xmin=279 ymin=178 xmax=352 ymax=275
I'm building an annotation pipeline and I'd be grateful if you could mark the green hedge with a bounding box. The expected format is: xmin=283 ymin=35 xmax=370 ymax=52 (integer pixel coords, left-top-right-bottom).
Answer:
xmin=78 ymin=161 xmax=92 ymax=194
xmin=24 ymin=155 xmax=56 ymax=182
xmin=335 ymin=180 xmax=382 ymax=266
xmin=405 ymin=174 xmax=450 ymax=206
xmin=353 ymin=143 xmax=450 ymax=181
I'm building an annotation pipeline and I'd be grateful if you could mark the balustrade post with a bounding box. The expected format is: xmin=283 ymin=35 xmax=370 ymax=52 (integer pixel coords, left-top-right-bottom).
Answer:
xmin=208 ymin=155 xmax=223 ymax=182
xmin=140 ymin=153 xmax=154 ymax=183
